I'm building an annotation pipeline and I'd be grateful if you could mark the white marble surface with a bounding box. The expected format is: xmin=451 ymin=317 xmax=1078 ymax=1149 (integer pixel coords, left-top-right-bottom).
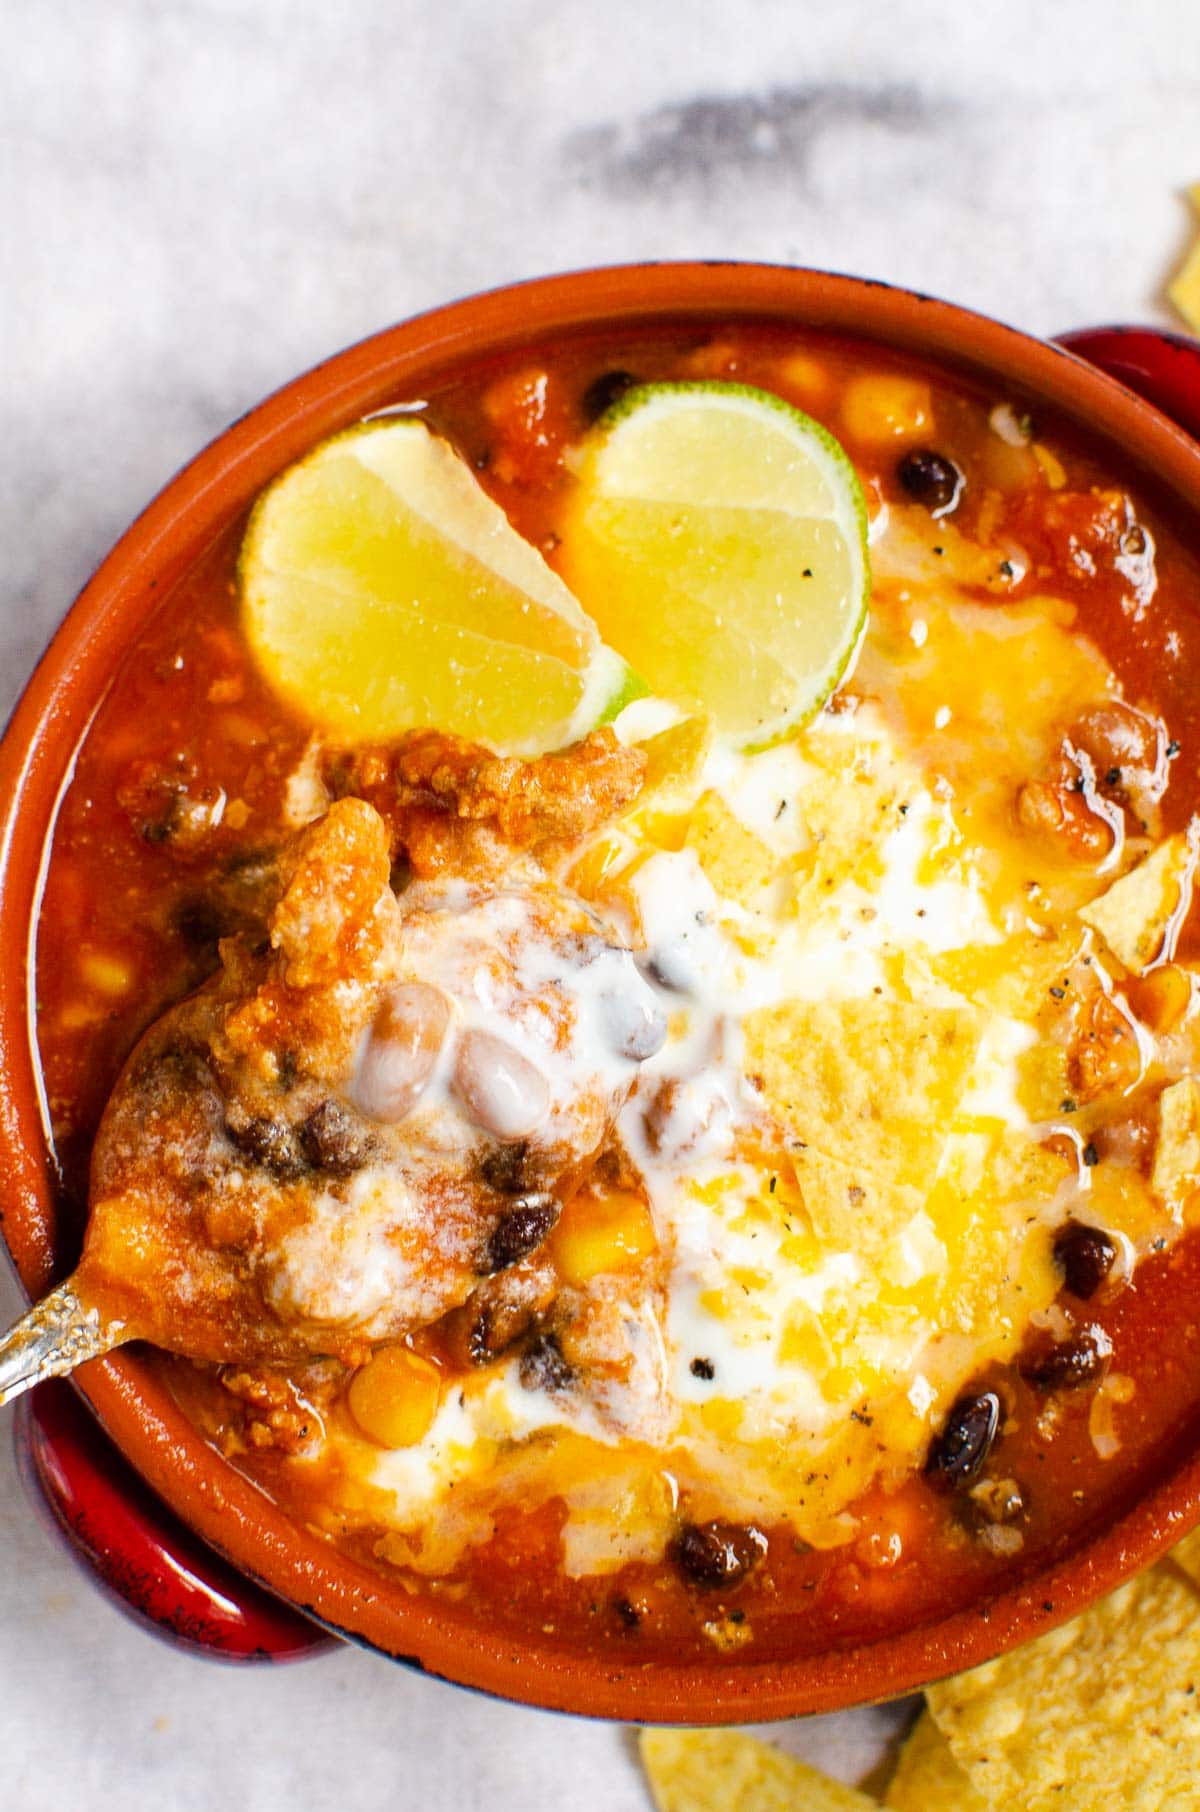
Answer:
xmin=2 ymin=0 xmax=1198 ymax=1804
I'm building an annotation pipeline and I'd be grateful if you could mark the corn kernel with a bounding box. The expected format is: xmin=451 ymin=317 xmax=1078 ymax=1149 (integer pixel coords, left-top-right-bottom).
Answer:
xmin=551 ymin=1190 xmax=657 ymax=1286
xmin=59 ymin=1003 xmax=103 ymax=1031
xmin=1032 ymin=442 xmax=1067 ymax=489
xmin=1127 ymin=962 xmax=1193 ymax=1034
xmin=347 ymin=1346 xmax=441 ymax=1449
xmin=80 ymin=951 xmax=134 ymax=997
xmin=840 ymin=374 xmax=933 ymax=446
xmin=634 ymin=807 xmax=692 ymax=852
xmin=773 ymin=351 xmax=833 ymax=407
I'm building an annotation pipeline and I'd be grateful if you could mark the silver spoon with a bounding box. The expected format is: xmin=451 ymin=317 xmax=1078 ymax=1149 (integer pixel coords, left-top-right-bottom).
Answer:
xmin=0 ymin=1281 xmax=123 ymax=1407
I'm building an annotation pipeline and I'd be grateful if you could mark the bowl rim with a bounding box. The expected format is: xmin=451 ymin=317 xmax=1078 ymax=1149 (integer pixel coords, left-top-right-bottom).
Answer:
xmin=5 ymin=260 xmax=1200 ymax=1721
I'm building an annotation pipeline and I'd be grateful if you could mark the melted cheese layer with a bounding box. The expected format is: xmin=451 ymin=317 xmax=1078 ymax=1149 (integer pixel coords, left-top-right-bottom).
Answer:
xmin=290 ymin=539 xmax=1198 ymax=1578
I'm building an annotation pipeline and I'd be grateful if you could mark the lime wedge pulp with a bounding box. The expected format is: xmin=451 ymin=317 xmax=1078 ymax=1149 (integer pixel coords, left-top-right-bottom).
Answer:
xmin=556 ymin=382 xmax=871 ymax=748
xmin=240 ymin=418 xmax=637 ymax=755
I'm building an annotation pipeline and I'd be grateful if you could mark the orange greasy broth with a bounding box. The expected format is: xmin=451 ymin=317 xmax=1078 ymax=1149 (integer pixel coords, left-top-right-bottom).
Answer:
xmin=34 ymin=326 xmax=1200 ymax=1664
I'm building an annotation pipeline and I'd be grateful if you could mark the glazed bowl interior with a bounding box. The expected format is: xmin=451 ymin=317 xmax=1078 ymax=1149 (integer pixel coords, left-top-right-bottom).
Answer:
xmin=5 ymin=264 xmax=1200 ymax=1720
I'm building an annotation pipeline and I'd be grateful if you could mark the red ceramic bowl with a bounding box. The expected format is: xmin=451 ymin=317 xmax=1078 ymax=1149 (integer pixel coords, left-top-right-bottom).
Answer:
xmin=4 ymin=266 xmax=1200 ymax=1720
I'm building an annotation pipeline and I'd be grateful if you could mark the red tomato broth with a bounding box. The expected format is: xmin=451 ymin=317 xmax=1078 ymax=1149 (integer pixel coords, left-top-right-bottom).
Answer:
xmin=32 ymin=323 xmax=1200 ymax=1667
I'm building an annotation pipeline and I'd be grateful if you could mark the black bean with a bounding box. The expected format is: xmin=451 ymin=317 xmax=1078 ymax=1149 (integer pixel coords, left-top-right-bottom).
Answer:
xmin=1023 ymin=1330 xmax=1108 ymax=1392
xmin=460 ymin=1298 xmax=534 ymax=1367
xmin=1053 ymin=1220 xmax=1116 ymax=1300
xmin=486 ymin=1196 xmax=560 ymax=1272
xmin=672 ymin=1520 xmax=767 ymax=1589
xmin=299 ymin=1099 xmax=373 ymax=1177
xmin=479 ymin=1141 xmax=534 ymax=1195
xmin=924 ymin=1391 xmax=1001 ymax=1490
xmin=690 ymin=1356 xmax=715 ymax=1381
xmin=519 ymin=1332 xmax=574 ymax=1393
xmin=171 ymin=896 xmax=225 ymax=949
xmin=896 ymin=447 xmax=963 ymax=515
xmin=581 ymin=369 xmax=638 ymax=423
xmin=225 ymin=1111 xmax=307 ymax=1181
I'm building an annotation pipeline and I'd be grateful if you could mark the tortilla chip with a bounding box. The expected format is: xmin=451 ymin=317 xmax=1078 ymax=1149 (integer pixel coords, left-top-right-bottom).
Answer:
xmin=744 ymin=996 xmax=983 ymax=1191
xmin=885 ymin=1709 xmax=988 ymax=1810
xmin=926 ymin=1561 xmax=1200 ymax=1809
xmin=1152 ymin=1076 xmax=1200 ymax=1216
xmin=1169 ymin=1524 xmax=1200 ymax=1589
xmin=1077 ymin=834 xmax=1191 ymax=972
xmin=1085 ymin=1157 xmax=1168 ymax=1246
xmin=787 ymin=1143 xmax=925 ymax=1250
xmin=686 ymin=789 xmax=779 ymax=905
xmin=931 ymin=926 xmax=1083 ymax=1021
xmin=1168 ymin=183 xmax=1200 ymax=332
xmin=639 ymin=1728 xmax=878 ymax=1812
xmin=636 ymin=715 xmax=713 ymax=802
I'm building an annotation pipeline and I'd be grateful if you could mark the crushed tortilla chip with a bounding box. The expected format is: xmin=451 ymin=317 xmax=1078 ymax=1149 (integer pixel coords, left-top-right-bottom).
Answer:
xmin=639 ymin=1728 xmax=878 ymax=1812
xmin=1168 ymin=1524 xmax=1200 ymax=1590
xmin=926 ymin=1560 xmax=1200 ymax=1809
xmin=1151 ymin=1076 xmax=1200 ymax=1216
xmin=1077 ymin=833 xmax=1192 ymax=972
xmin=635 ymin=715 xmax=713 ymax=803
xmin=884 ymin=1709 xmax=988 ymax=1809
xmin=744 ymin=996 xmax=983 ymax=1193
xmin=787 ymin=1143 xmax=925 ymax=1250
xmin=1168 ymin=183 xmax=1200 ymax=333
xmin=686 ymin=789 xmax=780 ymax=905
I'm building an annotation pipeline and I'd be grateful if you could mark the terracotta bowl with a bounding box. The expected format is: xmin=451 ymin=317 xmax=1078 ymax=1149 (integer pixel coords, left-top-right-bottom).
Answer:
xmin=4 ymin=266 xmax=1200 ymax=1720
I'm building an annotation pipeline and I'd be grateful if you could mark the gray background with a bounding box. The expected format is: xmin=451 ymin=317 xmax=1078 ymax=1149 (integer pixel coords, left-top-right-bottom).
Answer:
xmin=1 ymin=1 xmax=1196 ymax=1804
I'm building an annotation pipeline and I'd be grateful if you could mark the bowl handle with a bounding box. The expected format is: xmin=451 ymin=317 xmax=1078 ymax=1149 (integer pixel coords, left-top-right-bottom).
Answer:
xmin=14 ymin=1379 xmax=337 ymax=1662
xmin=1055 ymin=326 xmax=1200 ymax=443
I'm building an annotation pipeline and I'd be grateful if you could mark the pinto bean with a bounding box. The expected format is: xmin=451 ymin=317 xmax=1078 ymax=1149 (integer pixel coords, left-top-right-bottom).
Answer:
xmin=1068 ymin=703 xmax=1163 ymax=789
xmin=1068 ymin=990 xmax=1141 ymax=1103
xmin=1015 ymin=779 xmax=1112 ymax=863
xmin=453 ymin=1030 xmax=550 ymax=1141
xmin=352 ymin=983 xmax=450 ymax=1123
xmin=600 ymin=988 xmax=668 ymax=1062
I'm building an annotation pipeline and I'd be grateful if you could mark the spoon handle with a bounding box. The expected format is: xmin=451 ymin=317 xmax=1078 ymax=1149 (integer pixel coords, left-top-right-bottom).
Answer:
xmin=0 ymin=1281 xmax=121 ymax=1407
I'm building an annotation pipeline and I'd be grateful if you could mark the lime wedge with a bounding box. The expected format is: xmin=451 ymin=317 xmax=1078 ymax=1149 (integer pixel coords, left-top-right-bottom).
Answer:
xmin=556 ymin=382 xmax=870 ymax=747
xmin=240 ymin=418 xmax=636 ymax=754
